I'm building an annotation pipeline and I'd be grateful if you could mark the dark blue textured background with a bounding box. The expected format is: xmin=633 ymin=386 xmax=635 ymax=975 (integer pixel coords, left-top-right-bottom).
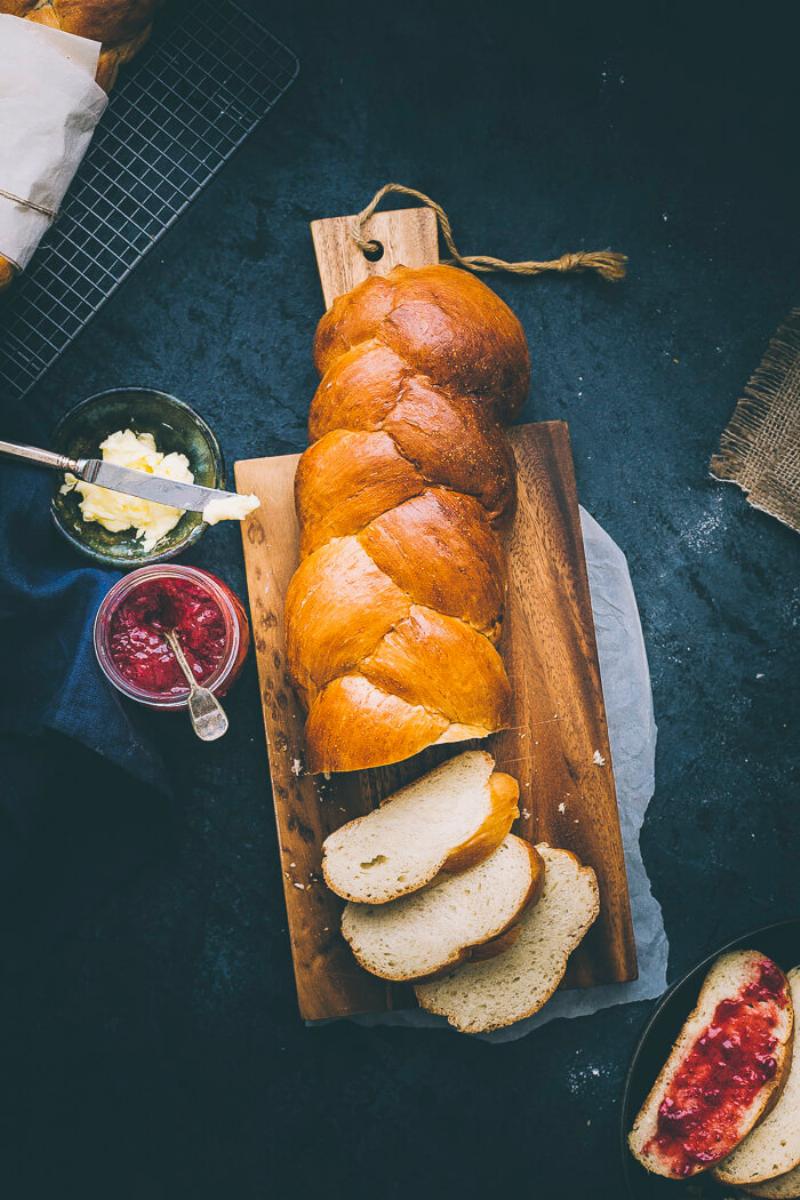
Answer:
xmin=2 ymin=2 xmax=799 ymax=1196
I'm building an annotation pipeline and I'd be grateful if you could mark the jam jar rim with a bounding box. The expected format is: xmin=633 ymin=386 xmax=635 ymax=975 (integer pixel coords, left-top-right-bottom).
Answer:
xmin=93 ymin=563 xmax=242 ymax=709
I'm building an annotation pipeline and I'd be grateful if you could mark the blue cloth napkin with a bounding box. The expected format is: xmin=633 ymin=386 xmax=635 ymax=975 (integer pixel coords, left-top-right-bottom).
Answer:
xmin=0 ymin=461 xmax=168 ymax=802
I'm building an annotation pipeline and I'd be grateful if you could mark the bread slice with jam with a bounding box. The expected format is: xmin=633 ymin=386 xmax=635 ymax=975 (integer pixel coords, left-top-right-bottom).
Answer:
xmin=628 ymin=950 xmax=794 ymax=1180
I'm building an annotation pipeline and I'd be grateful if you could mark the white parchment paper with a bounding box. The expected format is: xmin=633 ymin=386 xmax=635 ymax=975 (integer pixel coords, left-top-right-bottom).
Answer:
xmin=330 ymin=508 xmax=668 ymax=1040
xmin=0 ymin=16 xmax=107 ymax=269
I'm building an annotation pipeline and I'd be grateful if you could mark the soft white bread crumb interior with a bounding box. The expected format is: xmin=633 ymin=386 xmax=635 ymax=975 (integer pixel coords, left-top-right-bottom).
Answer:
xmin=414 ymin=843 xmax=599 ymax=1034
xmin=341 ymin=834 xmax=541 ymax=982
xmin=628 ymin=950 xmax=794 ymax=1181
xmin=746 ymin=1162 xmax=800 ymax=1199
xmin=323 ymin=750 xmax=518 ymax=904
xmin=715 ymin=966 xmax=800 ymax=1187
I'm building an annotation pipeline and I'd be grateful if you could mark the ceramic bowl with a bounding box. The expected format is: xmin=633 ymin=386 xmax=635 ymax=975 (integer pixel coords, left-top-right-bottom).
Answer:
xmin=50 ymin=387 xmax=224 ymax=568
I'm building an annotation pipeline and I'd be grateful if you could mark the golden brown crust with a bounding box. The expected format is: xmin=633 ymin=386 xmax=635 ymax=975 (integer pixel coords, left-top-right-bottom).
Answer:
xmin=359 ymin=491 xmax=506 ymax=640
xmin=313 ymin=265 xmax=530 ymax=420
xmin=288 ymin=264 xmax=530 ymax=773
xmin=1 ymin=0 xmax=162 ymax=47
xmin=468 ymin=921 xmax=523 ymax=963
xmin=304 ymin=675 xmax=449 ymax=773
xmin=0 ymin=259 xmax=15 ymax=292
xmin=442 ymin=771 xmax=520 ymax=874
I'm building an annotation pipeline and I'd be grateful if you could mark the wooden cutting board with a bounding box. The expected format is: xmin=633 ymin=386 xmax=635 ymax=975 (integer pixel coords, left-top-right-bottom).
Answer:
xmin=235 ymin=205 xmax=637 ymax=1022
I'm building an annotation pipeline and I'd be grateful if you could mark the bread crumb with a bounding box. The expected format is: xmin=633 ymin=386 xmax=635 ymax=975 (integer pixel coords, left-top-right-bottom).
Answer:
xmin=290 ymin=758 xmax=303 ymax=776
xmin=558 ymin=802 xmax=566 ymax=814
xmin=289 ymin=862 xmax=296 ymax=868
xmin=293 ymin=882 xmax=305 ymax=890
xmin=592 ymin=750 xmax=606 ymax=766
xmin=520 ymin=808 xmax=531 ymax=820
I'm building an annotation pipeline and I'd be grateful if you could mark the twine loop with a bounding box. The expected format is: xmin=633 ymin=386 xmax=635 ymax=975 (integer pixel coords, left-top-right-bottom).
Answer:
xmin=351 ymin=183 xmax=627 ymax=282
xmin=0 ymin=188 xmax=59 ymax=222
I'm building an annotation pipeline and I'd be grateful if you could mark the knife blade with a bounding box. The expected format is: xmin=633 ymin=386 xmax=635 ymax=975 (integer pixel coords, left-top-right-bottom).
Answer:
xmin=0 ymin=437 xmax=252 ymax=517
xmin=79 ymin=458 xmax=241 ymax=513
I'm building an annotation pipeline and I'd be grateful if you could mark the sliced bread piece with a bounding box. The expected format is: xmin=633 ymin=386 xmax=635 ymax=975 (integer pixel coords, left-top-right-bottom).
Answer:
xmin=340 ymin=834 xmax=542 ymax=982
xmin=714 ymin=965 xmax=800 ymax=1187
xmin=747 ymin=1163 xmax=800 ymax=1199
xmin=415 ymin=843 xmax=599 ymax=1033
xmin=322 ymin=750 xmax=519 ymax=904
xmin=629 ymin=951 xmax=794 ymax=1180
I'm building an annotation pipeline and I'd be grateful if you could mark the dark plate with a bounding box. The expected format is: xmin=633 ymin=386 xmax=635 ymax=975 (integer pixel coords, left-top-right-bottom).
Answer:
xmin=621 ymin=918 xmax=800 ymax=1199
xmin=50 ymin=387 xmax=224 ymax=568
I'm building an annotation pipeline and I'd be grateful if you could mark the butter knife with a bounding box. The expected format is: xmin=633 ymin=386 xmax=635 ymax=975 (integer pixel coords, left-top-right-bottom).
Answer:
xmin=0 ymin=438 xmax=242 ymax=514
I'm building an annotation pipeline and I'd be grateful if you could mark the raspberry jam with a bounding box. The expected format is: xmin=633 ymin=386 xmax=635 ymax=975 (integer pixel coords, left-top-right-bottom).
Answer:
xmin=94 ymin=566 xmax=250 ymax=709
xmin=646 ymin=958 xmax=788 ymax=1177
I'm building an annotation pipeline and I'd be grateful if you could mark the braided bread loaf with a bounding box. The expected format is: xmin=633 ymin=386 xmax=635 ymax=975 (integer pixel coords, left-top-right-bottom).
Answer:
xmin=286 ymin=264 xmax=530 ymax=774
xmin=0 ymin=0 xmax=162 ymax=291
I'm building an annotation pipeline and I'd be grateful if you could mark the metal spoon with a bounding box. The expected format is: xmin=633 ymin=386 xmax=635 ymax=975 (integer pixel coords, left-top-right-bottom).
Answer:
xmin=164 ymin=628 xmax=229 ymax=742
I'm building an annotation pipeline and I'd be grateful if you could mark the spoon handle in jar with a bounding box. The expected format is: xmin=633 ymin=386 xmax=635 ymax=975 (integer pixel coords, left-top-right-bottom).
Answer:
xmin=186 ymin=687 xmax=229 ymax=742
xmin=164 ymin=629 xmax=229 ymax=742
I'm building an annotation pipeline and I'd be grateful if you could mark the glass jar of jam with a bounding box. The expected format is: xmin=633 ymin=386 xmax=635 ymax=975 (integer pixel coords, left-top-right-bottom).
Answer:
xmin=94 ymin=565 xmax=250 ymax=709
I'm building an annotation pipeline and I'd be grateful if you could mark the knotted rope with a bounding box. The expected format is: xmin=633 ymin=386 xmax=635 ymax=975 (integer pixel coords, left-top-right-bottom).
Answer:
xmin=351 ymin=183 xmax=627 ymax=282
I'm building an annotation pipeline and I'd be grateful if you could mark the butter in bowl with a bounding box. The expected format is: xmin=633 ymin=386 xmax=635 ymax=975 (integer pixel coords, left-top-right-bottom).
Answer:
xmin=49 ymin=387 xmax=259 ymax=567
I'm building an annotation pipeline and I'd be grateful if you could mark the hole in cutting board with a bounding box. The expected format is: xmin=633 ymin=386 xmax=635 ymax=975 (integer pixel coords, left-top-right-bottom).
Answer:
xmin=362 ymin=240 xmax=384 ymax=262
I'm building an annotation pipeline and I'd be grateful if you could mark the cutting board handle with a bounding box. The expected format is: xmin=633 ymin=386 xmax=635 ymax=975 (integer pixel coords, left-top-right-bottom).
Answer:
xmin=310 ymin=184 xmax=628 ymax=310
xmin=310 ymin=206 xmax=439 ymax=308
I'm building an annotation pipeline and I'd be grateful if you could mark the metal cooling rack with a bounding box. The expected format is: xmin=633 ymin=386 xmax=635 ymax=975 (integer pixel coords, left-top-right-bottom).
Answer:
xmin=0 ymin=0 xmax=298 ymax=405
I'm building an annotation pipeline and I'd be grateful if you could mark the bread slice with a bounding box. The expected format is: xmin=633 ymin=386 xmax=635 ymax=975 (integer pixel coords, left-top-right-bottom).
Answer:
xmin=714 ymin=966 xmax=800 ymax=1187
xmin=340 ymin=835 xmax=542 ymax=982
xmin=629 ymin=951 xmax=794 ymax=1180
xmin=415 ymin=843 xmax=599 ymax=1033
xmin=322 ymin=750 xmax=519 ymax=904
xmin=747 ymin=1163 xmax=800 ymax=1199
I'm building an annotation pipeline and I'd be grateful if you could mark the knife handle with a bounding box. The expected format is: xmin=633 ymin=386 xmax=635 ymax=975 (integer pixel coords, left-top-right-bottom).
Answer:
xmin=0 ymin=439 xmax=80 ymax=474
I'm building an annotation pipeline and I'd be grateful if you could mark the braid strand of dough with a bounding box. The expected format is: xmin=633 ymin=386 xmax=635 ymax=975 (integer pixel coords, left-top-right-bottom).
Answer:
xmin=286 ymin=264 xmax=531 ymax=773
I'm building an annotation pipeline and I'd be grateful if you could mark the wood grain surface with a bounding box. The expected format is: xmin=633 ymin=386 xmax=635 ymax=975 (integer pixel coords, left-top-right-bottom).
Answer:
xmin=235 ymin=423 xmax=637 ymax=1021
xmin=310 ymin=207 xmax=439 ymax=308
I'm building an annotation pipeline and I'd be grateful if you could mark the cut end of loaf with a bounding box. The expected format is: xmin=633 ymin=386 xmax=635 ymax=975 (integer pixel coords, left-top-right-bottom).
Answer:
xmin=322 ymin=750 xmax=519 ymax=904
xmin=303 ymin=669 xmax=509 ymax=774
